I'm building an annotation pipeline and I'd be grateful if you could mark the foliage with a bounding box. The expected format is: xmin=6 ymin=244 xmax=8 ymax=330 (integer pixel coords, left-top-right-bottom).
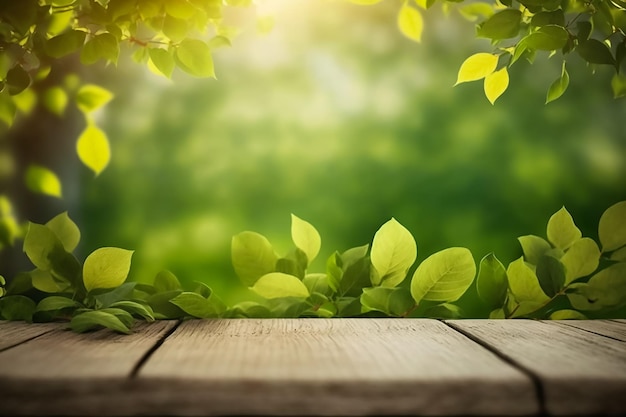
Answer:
xmin=1 ymin=201 xmax=625 ymax=333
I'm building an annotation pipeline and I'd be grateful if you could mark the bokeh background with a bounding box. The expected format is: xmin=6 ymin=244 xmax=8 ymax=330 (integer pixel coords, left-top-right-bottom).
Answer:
xmin=3 ymin=0 xmax=626 ymax=305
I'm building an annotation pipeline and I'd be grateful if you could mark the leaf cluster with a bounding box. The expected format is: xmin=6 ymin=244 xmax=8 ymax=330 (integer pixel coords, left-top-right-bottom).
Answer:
xmin=1 ymin=201 xmax=625 ymax=333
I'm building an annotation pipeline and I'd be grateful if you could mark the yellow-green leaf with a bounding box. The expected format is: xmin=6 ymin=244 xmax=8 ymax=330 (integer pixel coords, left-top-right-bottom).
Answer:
xmin=76 ymin=84 xmax=113 ymax=113
xmin=507 ymin=257 xmax=549 ymax=303
xmin=291 ymin=214 xmax=321 ymax=265
xmin=598 ymin=201 xmax=626 ymax=252
xmin=42 ymin=87 xmax=68 ymax=116
xmin=547 ymin=206 xmax=581 ymax=250
xmin=251 ymin=272 xmax=310 ymax=299
xmin=398 ymin=4 xmax=423 ymax=42
xmin=370 ymin=218 xmax=417 ymax=287
xmin=455 ymin=53 xmax=498 ymax=85
xmin=83 ymin=247 xmax=134 ymax=292
xmin=76 ymin=125 xmax=111 ymax=176
xmin=560 ymin=238 xmax=600 ymax=284
xmin=483 ymin=67 xmax=509 ymax=104
xmin=46 ymin=211 xmax=80 ymax=253
xmin=175 ymin=39 xmax=215 ymax=78
xmin=25 ymin=165 xmax=62 ymax=198
xmin=546 ymin=63 xmax=569 ymax=104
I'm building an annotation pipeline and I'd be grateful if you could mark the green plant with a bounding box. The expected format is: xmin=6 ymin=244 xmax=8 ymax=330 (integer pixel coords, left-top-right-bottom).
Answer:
xmin=2 ymin=201 xmax=625 ymax=333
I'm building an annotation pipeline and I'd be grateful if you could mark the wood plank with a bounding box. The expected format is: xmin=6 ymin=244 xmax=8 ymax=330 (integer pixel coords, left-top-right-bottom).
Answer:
xmin=447 ymin=319 xmax=626 ymax=416
xmin=0 ymin=321 xmax=61 ymax=351
xmin=136 ymin=319 xmax=538 ymax=416
xmin=550 ymin=319 xmax=626 ymax=342
xmin=0 ymin=320 xmax=177 ymax=416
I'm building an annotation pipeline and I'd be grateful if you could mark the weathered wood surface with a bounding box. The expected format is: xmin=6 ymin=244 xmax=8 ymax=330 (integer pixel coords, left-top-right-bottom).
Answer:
xmin=0 ymin=320 xmax=177 ymax=415
xmin=0 ymin=319 xmax=624 ymax=416
xmin=137 ymin=319 xmax=537 ymax=416
xmin=447 ymin=319 xmax=626 ymax=416
xmin=553 ymin=319 xmax=626 ymax=342
xmin=0 ymin=321 xmax=61 ymax=351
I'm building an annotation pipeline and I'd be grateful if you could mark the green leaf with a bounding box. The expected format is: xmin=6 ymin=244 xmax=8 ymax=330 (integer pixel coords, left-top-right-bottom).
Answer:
xmin=370 ymin=218 xmax=417 ymax=287
xmin=175 ymin=39 xmax=215 ymax=78
xmin=170 ymin=292 xmax=220 ymax=318
xmin=483 ymin=67 xmax=509 ymax=105
xmin=576 ymin=21 xmax=592 ymax=42
xmin=275 ymin=248 xmax=307 ymax=279
xmin=455 ymin=53 xmax=498 ymax=84
xmin=326 ymin=252 xmax=342 ymax=292
xmin=410 ymin=247 xmax=476 ymax=304
xmin=530 ymin=10 xmax=565 ymax=27
xmin=94 ymin=282 xmax=137 ymax=308
xmin=162 ymin=15 xmax=188 ymax=42
xmin=546 ymin=62 xmax=569 ymax=104
xmin=36 ymin=296 xmax=79 ymax=313
xmin=7 ymin=273 xmax=33 ymax=295
xmin=303 ymin=273 xmax=334 ymax=297
xmin=76 ymin=84 xmax=114 ymax=113
xmin=550 ymin=309 xmax=587 ymax=319
xmin=291 ymin=214 xmax=321 ymax=265
xmin=585 ymin=262 xmax=626 ymax=307
xmin=70 ymin=310 xmax=130 ymax=334
xmin=148 ymin=48 xmax=175 ymax=78
xmin=339 ymin=256 xmax=371 ymax=297
xmin=0 ymin=295 xmax=36 ymax=321
xmin=360 ymin=287 xmax=415 ymax=316
xmin=154 ymin=270 xmax=182 ymax=293
xmin=525 ymin=25 xmax=569 ymax=51
xmin=30 ymin=268 xmax=64 ymax=293
xmin=599 ymin=201 xmax=626 ymax=252
xmin=561 ymin=238 xmax=600 ymax=284
xmin=109 ymin=301 xmax=155 ymax=321
xmin=147 ymin=290 xmax=186 ymax=319
xmin=45 ymin=30 xmax=86 ymax=59
xmin=535 ymin=255 xmax=566 ymax=297
xmin=231 ymin=231 xmax=277 ymax=286
xmin=458 ymin=3 xmax=494 ymax=22
xmin=25 ymin=165 xmax=62 ymax=198
xmin=76 ymin=124 xmax=111 ymax=176
xmin=476 ymin=253 xmax=508 ymax=309
xmin=477 ymin=9 xmax=521 ymax=40
xmin=165 ymin=0 xmax=197 ymax=19
xmin=208 ymin=35 xmax=232 ymax=49
xmin=577 ymin=39 xmax=615 ymax=65
xmin=83 ymin=247 xmax=134 ymax=292
xmin=23 ymin=223 xmax=64 ymax=271
xmin=612 ymin=74 xmax=626 ymax=98
xmin=46 ymin=212 xmax=80 ymax=253
xmin=251 ymin=272 xmax=310 ymax=299
xmin=99 ymin=307 xmax=134 ymax=328
xmin=80 ymin=33 xmax=120 ymax=65
xmin=547 ymin=206 xmax=582 ymax=250
xmin=230 ymin=301 xmax=272 ymax=318
xmin=518 ymin=235 xmax=551 ymax=265
xmin=398 ymin=4 xmax=423 ymax=42
xmin=6 ymin=65 xmax=31 ymax=96
xmin=42 ymin=87 xmax=68 ymax=116
xmin=610 ymin=246 xmax=626 ymax=262
xmin=507 ymin=257 xmax=549 ymax=303
xmin=424 ymin=303 xmax=464 ymax=319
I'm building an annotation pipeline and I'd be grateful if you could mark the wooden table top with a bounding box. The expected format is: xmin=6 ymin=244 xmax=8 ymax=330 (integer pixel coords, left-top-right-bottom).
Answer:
xmin=1 ymin=319 xmax=625 ymax=416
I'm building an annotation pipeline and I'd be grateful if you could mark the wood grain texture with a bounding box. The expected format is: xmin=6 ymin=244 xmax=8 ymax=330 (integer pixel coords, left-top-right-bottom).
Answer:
xmin=551 ymin=319 xmax=626 ymax=342
xmin=447 ymin=319 xmax=626 ymax=416
xmin=0 ymin=320 xmax=177 ymax=416
xmin=136 ymin=319 xmax=538 ymax=416
xmin=0 ymin=321 xmax=60 ymax=351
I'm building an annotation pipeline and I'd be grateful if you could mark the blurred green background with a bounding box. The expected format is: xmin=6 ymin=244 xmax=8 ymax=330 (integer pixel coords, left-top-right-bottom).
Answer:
xmin=6 ymin=0 xmax=626 ymax=305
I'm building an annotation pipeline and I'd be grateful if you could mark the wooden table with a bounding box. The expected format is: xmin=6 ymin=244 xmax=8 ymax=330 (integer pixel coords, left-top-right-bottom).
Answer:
xmin=1 ymin=319 xmax=625 ymax=416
